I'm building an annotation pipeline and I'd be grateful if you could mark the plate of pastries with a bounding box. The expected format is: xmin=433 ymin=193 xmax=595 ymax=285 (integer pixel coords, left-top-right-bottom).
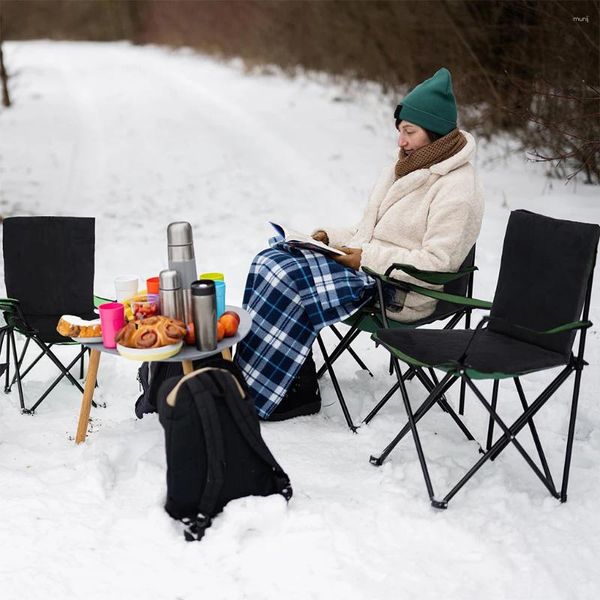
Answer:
xmin=115 ymin=315 xmax=187 ymax=361
xmin=57 ymin=315 xmax=103 ymax=343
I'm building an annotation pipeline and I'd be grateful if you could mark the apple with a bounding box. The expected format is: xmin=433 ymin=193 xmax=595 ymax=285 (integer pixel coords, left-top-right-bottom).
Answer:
xmin=185 ymin=322 xmax=195 ymax=345
xmin=219 ymin=313 xmax=239 ymax=337
xmin=217 ymin=320 xmax=225 ymax=342
xmin=221 ymin=310 xmax=240 ymax=325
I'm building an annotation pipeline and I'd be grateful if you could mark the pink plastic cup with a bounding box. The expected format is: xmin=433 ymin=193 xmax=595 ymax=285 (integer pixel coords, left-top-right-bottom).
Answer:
xmin=98 ymin=302 xmax=125 ymax=349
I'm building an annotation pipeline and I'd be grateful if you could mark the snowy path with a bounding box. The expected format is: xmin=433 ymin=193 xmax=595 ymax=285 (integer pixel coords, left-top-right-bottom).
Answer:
xmin=0 ymin=42 xmax=600 ymax=600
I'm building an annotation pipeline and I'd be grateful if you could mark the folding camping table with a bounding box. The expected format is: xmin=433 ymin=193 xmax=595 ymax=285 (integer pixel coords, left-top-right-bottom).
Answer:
xmin=72 ymin=305 xmax=252 ymax=444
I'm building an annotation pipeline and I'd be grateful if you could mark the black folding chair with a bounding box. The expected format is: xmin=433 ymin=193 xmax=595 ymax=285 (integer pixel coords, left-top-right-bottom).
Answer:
xmin=370 ymin=210 xmax=598 ymax=507
xmin=317 ymin=246 xmax=491 ymax=431
xmin=1 ymin=216 xmax=99 ymax=413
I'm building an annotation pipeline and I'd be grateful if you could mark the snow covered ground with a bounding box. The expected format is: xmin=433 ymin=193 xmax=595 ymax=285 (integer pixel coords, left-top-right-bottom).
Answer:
xmin=1 ymin=41 xmax=599 ymax=600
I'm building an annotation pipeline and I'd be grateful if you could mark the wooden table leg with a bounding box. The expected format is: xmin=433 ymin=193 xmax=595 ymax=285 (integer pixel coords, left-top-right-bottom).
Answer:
xmin=221 ymin=348 xmax=232 ymax=361
xmin=182 ymin=359 xmax=194 ymax=375
xmin=75 ymin=349 xmax=101 ymax=444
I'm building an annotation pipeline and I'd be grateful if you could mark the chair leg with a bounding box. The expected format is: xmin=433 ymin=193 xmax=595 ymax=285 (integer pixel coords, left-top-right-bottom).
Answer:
xmin=363 ymin=365 xmax=457 ymax=427
xmin=362 ymin=380 xmax=400 ymax=425
xmin=9 ymin=331 xmax=26 ymax=412
xmin=514 ymin=377 xmax=556 ymax=490
xmin=486 ymin=380 xmax=499 ymax=451
xmin=370 ymin=367 xmax=456 ymax=506
xmin=373 ymin=373 xmax=469 ymax=453
xmin=463 ymin=377 xmax=559 ymax=499
xmin=316 ymin=326 xmax=362 ymax=380
xmin=0 ymin=328 xmax=5 ymax=374
xmin=488 ymin=366 xmax=572 ymax=462
xmin=29 ymin=337 xmax=85 ymax=395
xmin=413 ymin=368 xmax=478 ymax=446
xmin=316 ymin=334 xmax=357 ymax=432
xmin=329 ymin=325 xmax=373 ymax=376
xmin=4 ymin=330 xmax=11 ymax=393
xmin=79 ymin=349 xmax=86 ymax=379
xmin=9 ymin=338 xmax=44 ymax=389
xmin=363 ymin=364 xmax=419 ymax=424
xmin=426 ymin=368 xmax=448 ymax=412
xmin=0 ymin=329 xmax=5 ymax=378
xmin=459 ymin=308 xmax=472 ymax=416
xmin=368 ymin=370 xmax=474 ymax=454
xmin=25 ymin=347 xmax=87 ymax=413
xmin=392 ymin=358 xmax=437 ymax=504
xmin=560 ymin=364 xmax=585 ymax=503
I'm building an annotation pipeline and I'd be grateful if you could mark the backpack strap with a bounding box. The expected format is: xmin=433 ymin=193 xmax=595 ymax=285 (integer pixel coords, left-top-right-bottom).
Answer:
xmin=183 ymin=375 xmax=227 ymax=540
xmin=212 ymin=370 xmax=293 ymax=502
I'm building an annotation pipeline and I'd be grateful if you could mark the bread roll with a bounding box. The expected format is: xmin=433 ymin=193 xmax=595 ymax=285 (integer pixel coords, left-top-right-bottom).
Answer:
xmin=57 ymin=315 xmax=101 ymax=339
xmin=114 ymin=316 xmax=186 ymax=349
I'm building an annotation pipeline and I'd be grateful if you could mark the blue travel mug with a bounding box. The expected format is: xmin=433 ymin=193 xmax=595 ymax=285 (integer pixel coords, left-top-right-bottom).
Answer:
xmin=213 ymin=280 xmax=226 ymax=318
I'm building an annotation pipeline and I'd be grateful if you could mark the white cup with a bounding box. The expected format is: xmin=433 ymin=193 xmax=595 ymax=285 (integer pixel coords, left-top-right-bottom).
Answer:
xmin=114 ymin=275 xmax=139 ymax=302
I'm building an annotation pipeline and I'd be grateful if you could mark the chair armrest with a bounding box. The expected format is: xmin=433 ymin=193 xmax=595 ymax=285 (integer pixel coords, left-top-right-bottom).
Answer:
xmin=490 ymin=317 xmax=592 ymax=336
xmin=0 ymin=298 xmax=33 ymax=333
xmin=540 ymin=320 xmax=592 ymax=334
xmin=361 ymin=266 xmax=411 ymax=292
xmin=407 ymin=283 xmax=493 ymax=310
xmin=384 ymin=262 xmax=477 ymax=285
xmin=0 ymin=297 xmax=21 ymax=311
xmin=94 ymin=294 xmax=114 ymax=308
xmin=361 ymin=267 xmax=492 ymax=310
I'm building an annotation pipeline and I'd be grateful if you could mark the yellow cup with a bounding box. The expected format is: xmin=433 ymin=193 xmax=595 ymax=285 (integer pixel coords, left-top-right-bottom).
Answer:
xmin=199 ymin=272 xmax=224 ymax=281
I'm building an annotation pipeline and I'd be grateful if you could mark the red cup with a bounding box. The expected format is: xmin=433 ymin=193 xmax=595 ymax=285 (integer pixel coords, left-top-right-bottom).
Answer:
xmin=146 ymin=277 xmax=160 ymax=294
xmin=98 ymin=302 xmax=125 ymax=349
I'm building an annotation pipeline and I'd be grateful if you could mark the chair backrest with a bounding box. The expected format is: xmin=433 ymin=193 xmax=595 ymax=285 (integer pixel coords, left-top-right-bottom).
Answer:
xmin=3 ymin=216 xmax=95 ymax=316
xmin=429 ymin=244 xmax=476 ymax=320
xmin=489 ymin=210 xmax=599 ymax=356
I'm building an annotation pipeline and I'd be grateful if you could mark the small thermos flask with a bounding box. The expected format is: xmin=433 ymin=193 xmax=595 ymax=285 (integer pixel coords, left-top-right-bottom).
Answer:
xmin=159 ymin=270 xmax=185 ymax=322
xmin=191 ymin=279 xmax=217 ymax=351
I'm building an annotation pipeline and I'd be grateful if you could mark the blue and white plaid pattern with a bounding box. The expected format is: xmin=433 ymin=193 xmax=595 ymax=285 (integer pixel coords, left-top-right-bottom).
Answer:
xmin=235 ymin=240 xmax=374 ymax=419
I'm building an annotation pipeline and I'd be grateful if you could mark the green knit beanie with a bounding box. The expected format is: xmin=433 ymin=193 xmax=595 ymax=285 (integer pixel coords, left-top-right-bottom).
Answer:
xmin=394 ymin=68 xmax=457 ymax=135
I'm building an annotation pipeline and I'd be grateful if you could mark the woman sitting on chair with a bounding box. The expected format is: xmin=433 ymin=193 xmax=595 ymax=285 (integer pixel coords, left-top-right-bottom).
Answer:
xmin=235 ymin=67 xmax=484 ymax=422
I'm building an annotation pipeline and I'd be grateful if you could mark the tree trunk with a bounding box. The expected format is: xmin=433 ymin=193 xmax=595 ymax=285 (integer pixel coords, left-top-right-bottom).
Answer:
xmin=0 ymin=11 xmax=11 ymax=108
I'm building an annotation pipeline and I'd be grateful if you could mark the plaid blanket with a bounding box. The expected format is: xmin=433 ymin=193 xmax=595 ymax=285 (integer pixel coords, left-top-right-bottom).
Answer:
xmin=234 ymin=240 xmax=374 ymax=419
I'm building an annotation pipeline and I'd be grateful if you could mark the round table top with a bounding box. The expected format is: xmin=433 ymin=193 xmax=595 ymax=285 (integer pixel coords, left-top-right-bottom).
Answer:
xmin=76 ymin=305 xmax=252 ymax=362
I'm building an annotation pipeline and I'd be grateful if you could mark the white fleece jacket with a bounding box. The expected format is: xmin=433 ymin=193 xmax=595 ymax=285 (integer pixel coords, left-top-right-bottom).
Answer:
xmin=319 ymin=130 xmax=484 ymax=322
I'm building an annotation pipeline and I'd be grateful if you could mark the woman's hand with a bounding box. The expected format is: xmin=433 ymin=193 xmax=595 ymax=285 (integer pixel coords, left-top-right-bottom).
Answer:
xmin=332 ymin=247 xmax=362 ymax=271
xmin=312 ymin=230 xmax=329 ymax=245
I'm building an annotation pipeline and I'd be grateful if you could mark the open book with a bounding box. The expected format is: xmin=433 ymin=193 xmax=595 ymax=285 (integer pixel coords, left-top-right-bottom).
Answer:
xmin=269 ymin=222 xmax=345 ymax=257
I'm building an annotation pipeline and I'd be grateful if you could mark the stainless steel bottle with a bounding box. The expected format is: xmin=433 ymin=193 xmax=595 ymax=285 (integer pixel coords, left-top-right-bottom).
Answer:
xmin=159 ymin=269 xmax=185 ymax=322
xmin=191 ymin=279 xmax=217 ymax=351
xmin=167 ymin=222 xmax=197 ymax=324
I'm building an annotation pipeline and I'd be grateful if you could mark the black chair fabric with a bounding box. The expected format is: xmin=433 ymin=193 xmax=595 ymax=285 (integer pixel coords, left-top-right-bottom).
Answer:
xmin=378 ymin=328 xmax=567 ymax=377
xmin=488 ymin=210 xmax=599 ymax=356
xmin=3 ymin=216 xmax=95 ymax=318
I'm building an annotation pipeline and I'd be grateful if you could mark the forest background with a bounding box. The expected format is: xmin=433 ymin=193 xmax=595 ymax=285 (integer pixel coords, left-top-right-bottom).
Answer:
xmin=1 ymin=0 xmax=599 ymax=184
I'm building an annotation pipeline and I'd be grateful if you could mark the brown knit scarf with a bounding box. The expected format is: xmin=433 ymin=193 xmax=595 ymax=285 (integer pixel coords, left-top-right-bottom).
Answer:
xmin=395 ymin=128 xmax=467 ymax=180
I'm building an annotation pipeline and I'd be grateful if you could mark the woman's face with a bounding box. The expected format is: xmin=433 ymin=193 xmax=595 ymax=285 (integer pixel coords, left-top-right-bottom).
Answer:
xmin=397 ymin=120 xmax=430 ymax=155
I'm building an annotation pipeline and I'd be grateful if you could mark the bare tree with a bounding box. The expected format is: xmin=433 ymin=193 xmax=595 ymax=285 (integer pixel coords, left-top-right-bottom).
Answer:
xmin=0 ymin=6 xmax=10 ymax=108
xmin=520 ymin=80 xmax=600 ymax=184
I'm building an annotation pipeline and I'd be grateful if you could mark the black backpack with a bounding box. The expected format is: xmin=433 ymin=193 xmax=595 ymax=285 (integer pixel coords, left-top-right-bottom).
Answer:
xmin=135 ymin=354 xmax=223 ymax=419
xmin=157 ymin=360 xmax=293 ymax=541
xmin=135 ymin=361 xmax=183 ymax=418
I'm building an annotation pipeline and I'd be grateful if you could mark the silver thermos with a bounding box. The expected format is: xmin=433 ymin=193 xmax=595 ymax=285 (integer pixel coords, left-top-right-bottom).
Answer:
xmin=159 ymin=269 xmax=185 ymax=322
xmin=167 ymin=222 xmax=197 ymax=324
xmin=191 ymin=279 xmax=217 ymax=351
